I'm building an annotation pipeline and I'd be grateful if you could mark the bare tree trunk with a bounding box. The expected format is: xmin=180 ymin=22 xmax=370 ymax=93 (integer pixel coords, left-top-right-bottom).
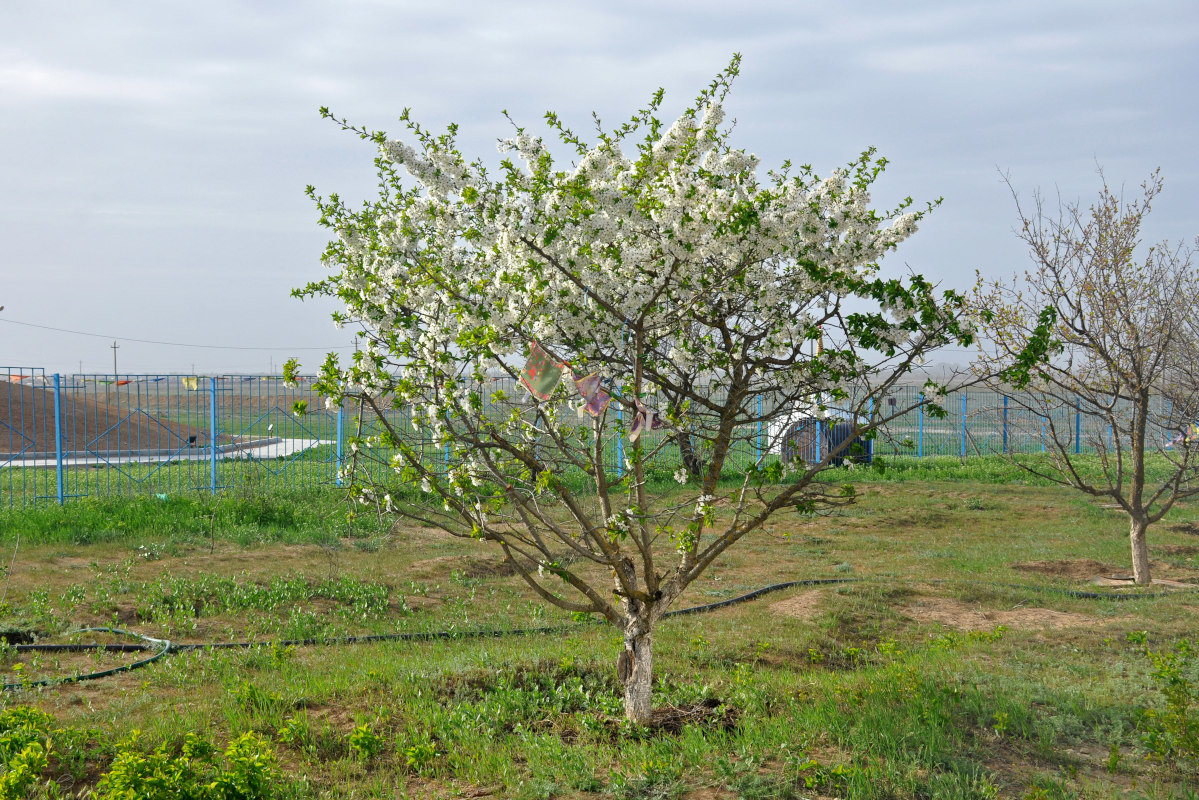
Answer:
xmin=1130 ymin=516 xmax=1152 ymax=585
xmin=619 ymin=621 xmax=653 ymax=725
xmin=1128 ymin=389 xmax=1151 ymax=586
xmin=676 ymin=430 xmax=704 ymax=481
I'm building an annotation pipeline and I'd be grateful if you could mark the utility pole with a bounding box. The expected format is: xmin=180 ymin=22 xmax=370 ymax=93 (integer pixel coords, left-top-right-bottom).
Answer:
xmin=111 ymin=340 xmax=119 ymax=377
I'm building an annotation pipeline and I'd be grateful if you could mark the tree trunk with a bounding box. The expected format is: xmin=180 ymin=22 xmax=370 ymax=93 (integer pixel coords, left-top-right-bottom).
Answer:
xmin=1130 ymin=516 xmax=1152 ymax=585
xmin=676 ymin=430 xmax=704 ymax=481
xmin=620 ymin=623 xmax=653 ymax=725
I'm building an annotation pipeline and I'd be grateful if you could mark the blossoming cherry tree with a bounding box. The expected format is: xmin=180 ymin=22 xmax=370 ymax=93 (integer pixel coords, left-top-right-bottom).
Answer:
xmin=296 ymin=58 xmax=974 ymax=724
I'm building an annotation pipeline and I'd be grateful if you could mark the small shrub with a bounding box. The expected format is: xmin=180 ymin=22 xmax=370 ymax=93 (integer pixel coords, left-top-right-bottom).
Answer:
xmin=209 ymin=733 xmax=279 ymax=800
xmin=0 ymin=706 xmax=55 ymax=762
xmin=401 ymin=737 xmax=438 ymax=775
xmin=0 ymin=706 xmax=56 ymax=798
xmin=347 ymin=722 xmax=385 ymax=762
xmin=276 ymin=714 xmax=311 ymax=749
xmin=94 ymin=730 xmax=279 ymax=800
xmin=0 ymin=741 xmax=48 ymax=800
xmin=1138 ymin=638 xmax=1197 ymax=771
xmin=94 ymin=732 xmax=209 ymax=800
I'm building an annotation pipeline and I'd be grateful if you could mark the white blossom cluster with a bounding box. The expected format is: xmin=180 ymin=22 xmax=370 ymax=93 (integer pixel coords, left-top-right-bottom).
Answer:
xmin=305 ymin=66 xmax=969 ymax=505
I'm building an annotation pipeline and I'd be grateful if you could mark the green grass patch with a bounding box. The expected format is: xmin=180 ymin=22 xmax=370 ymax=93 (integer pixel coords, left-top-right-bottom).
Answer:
xmin=0 ymin=490 xmax=390 ymax=548
xmin=0 ymin=471 xmax=1196 ymax=797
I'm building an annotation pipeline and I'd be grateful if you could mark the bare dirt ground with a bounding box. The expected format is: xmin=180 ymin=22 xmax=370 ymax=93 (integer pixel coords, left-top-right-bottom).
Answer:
xmin=767 ymin=589 xmax=826 ymax=621
xmin=0 ymin=380 xmax=219 ymax=454
xmin=900 ymin=597 xmax=1100 ymax=632
xmin=1012 ymin=556 xmax=1199 ymax=588
xmin=768 ymin=587 xmax=1117 ymax=632
xmin=1011 ymin=559 xmax=1131 ymax=580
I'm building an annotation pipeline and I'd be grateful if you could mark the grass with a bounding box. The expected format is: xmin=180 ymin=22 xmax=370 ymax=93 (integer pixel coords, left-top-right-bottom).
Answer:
xmin=0 ymin=458 xmax=1196 ymax=797
xmin=838 ymin=452 xmax=1199 ymax=489
xmin=0 ymin=488 xmax=382 ymax=547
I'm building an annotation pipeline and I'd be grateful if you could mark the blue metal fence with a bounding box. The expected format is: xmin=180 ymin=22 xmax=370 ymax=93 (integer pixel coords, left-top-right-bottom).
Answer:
xmin=0 ymin=369 xmax=1183 ymax=508
xmin=1 ymin=370 xmax=346 ymax=508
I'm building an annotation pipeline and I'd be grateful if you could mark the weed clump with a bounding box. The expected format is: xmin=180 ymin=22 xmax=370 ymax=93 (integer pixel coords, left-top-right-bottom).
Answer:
xmin=1136 ymin=637 xmax=1198 ymax=773
xmin=0 ymin=705 xmax=288 ymax=800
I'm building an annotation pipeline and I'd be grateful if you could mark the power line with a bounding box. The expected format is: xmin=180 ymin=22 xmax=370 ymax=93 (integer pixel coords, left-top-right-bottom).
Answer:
xmin=0 ymin=315 xmax=980 ymax=356
xmin=0 ymin=317 xmax=354 ymax=351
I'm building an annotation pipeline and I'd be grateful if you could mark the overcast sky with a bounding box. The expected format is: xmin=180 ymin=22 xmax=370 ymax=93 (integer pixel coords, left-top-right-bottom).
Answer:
xmin=2 ymin=0 xmax=1196 ymax=374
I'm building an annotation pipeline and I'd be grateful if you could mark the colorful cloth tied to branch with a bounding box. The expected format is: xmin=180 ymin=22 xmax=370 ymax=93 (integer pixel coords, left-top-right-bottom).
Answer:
xmin=629 ymin=400 xmax=665 ymax=444
xmin=519 ymin=342 xmax=565 ymax=401
xmin=1165 ymin=423 xmax=1199 ymax=449
xmin=574 ymin=373 xmax=611 ymax=417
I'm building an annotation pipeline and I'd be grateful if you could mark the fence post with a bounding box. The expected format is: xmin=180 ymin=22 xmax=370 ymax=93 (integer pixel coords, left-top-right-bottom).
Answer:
xmin=1002 ymin=395 xmax=1009 ymax=454
xmin=960 ymin=393 xmax=967 ymax=458
xmin=867 ymin=396 xmax=874 ymax=461
xmin=918 ymin=393 xmax=924 ymax=458
xmin=815 ymin=393 xmax=823 ymax=462
xmin=335 ymin=404 xmax=344 ymax=487
xmin=53 ymin=374 xmax=65 ymax=505
xmin=209 ymin=377 xmax=218 ymax=495
xmin=756 ymin=396 xmax=763 ymax=464
xmin=1041 ymin=416 xmax=1046 ymax=453
xmin=616 ymin=404 xmax=624 ymax=478
xmin=1075 ymin=396 xmax=1081 ymax=455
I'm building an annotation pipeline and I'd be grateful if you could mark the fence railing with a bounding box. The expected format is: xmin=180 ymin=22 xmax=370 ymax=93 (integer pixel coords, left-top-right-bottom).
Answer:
xmin=0 ymin=369 xmax=1186 ymax=508
xmin=1 ymin=370 xmax=345 ymax=508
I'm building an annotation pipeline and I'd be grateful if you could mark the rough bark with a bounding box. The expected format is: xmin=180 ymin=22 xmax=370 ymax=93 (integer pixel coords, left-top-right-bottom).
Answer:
xmin=1129 ymin=388 xmax=1151 ymax=586
xmin=613 ymin=552 xmax=655 ymax=725
xmin=1130 ymin=516 xmax=1152 ymax=585
xmin=676 ymin=430 xmax=704 ymax=481
xmin=621 ymin=623 xmax=653 ymax=725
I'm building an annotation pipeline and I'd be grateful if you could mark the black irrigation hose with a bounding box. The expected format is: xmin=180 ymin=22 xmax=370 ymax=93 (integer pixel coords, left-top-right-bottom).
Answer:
xmin=3 ymin=628 xmax=171 ymax=692
xmin=4 ymin=577 xmax=1194 ymax=692
xmin=663 ymin=578 xmax=857 ymax=617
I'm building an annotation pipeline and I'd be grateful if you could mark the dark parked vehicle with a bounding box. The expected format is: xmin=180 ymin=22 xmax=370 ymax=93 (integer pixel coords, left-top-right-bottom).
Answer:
xmin=780 ymin=417 xmax=871 ymax=466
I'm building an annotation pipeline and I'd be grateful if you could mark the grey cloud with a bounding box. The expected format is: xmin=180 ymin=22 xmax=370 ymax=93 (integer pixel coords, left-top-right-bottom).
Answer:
xmin=1 ymin=0 xmax=1196 ymax=372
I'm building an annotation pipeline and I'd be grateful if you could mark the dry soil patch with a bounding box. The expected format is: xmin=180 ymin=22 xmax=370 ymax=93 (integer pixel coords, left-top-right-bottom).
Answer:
xmin=409 ymin=555 xmax=516 ymax=579
xmin=1155 ymin=544 xmax=1199 ymax=556
xmin=768 ymin=589 xmax=826 ymax=621
xmin=1012 ymin=559 xmax=1129 ymax=580
xmin=902 ymin=597 xmax=1093 ymax=632
xmin=1014 ymin=557 xmax=1199 ymax=584
xmin=1089 ymin=576 xmax=1198 ymax=589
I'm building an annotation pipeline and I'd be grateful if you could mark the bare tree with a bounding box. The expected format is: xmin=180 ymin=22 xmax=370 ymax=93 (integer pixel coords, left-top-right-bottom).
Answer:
xmin=975 ymin=169 xmax=1199 ymax=584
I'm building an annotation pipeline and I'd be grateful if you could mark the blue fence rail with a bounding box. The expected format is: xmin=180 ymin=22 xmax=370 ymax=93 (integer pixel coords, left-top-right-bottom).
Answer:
xmin=1 ymin=370 xmax=346 ymax=508
xmin=0 ymin=369 xmax=1184 ymax=508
